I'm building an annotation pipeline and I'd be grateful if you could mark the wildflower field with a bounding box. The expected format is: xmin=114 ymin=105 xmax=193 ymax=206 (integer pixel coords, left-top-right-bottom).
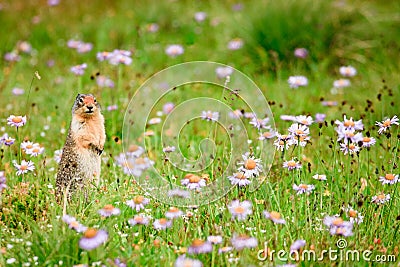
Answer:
xmin=1 ymin=0 xmax=400 ymax=266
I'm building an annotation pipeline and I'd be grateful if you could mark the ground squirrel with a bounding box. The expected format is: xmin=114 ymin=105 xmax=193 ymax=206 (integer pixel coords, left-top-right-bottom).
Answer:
xmin=56 ymin=94 xmax=106 ymax=201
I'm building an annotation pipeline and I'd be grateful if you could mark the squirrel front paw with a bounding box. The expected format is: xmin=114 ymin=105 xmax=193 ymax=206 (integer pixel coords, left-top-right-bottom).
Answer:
xmin=89 ymin=143 xmax=103 ymax=155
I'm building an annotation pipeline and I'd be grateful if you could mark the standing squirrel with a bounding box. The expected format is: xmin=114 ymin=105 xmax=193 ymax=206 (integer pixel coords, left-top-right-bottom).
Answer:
xmin=56 ymin=94 xmax=106 ymax=202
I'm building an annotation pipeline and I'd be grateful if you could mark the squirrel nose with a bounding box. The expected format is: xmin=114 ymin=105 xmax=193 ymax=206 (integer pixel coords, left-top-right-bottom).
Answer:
xmin=87 ymin=106 xmax=93 ymax=111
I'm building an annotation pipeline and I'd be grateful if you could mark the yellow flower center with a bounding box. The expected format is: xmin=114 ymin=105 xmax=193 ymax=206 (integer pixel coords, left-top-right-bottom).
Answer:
xmin=377 ymin=194 xmax=385 ymax=200
xmin=245 ymin=159 xmax=256 ymax=170
xmin=336 ymin=227 xmax=344 ymax=235
xmin=135 ymin=216 xmax=143 ymax=223
xmin=234 ymin=206 xmax=245 ymax=214
xmin=129 ymin=145 xmax=139 ymax=152
xmin=299 ymin=184 xmax=308 ymax=189
xmin=344 ymin=120 xmax=355 ymax=127
xmin=345 ymin=131 xmax=354 ymax=137
xmin=263 ymin=132 xmax=272 ymax=138
xmin=70 ymin=221 xmax=79 ymax=228
xmin=295 ymin=129 xmax=304 ymax=135
xmin=349 ymin=144 xmax=356 ymax=150
xmin=363 ymin=137 xmax=371 ymax=142
xmin=382 ymin=119 xmax=391 ymax=127
xmin=169 ymin=207 xmax=179 ymax=213
xmin=32 ymin=147 xmax=40 ymax=153
xmin=332 ymin=218 xmax=344 ymax=226
xmin=269 ymin=211 xmax=281 ymax=220
xmin=301 ymin=120 xmax=309 ymax=125
xmin=133 ymin=196 xmax=144 ymax=204
xmin=385 ymin=174 xmax=395 ymax=180
xmin=279 ymin=140 xmax=285 ymax=145
xmin=12 ymin=117 xmax=23 ymax=123
xmin=135 ymin=158 xmax=146 ymax=164
xmin=235 ymin=172 xmax=246 ymax=179
xmin=26 ymin=144 xmax=33 ymax=149
xmin=287 ymin=161 xmax=297 ymax=167
xmin=103 ymin=204 xmax=114 ymax=211
xmin=20 ymin=165 xmax=28 ymax=171
xmin=84 ymin=228 xmax=98 ymax=238
xmin=188 ymin=175 xmax=201 ymax=183
xmin=348 ymin=210 xmax=357 ymax=218
xmin=191 ymin=239 xmax=205 ymax=247
xmin=238 ymin=234 xmax=249 ymax=240
xmin=158 ymin=218 xmax=167 ymax=225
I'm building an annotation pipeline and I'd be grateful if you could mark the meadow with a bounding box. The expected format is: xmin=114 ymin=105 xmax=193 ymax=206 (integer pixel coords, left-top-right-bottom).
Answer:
xmin=0 ymin=0 xmax=399 ymax=266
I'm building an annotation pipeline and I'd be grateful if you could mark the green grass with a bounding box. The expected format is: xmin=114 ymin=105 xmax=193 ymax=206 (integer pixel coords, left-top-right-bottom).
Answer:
xmin=0 ymin=0 xmax=399 ymax=266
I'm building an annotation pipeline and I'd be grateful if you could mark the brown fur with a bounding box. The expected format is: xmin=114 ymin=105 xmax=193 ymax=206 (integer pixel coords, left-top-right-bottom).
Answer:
xmin=56 ymin=94 xmax=105 ymax=202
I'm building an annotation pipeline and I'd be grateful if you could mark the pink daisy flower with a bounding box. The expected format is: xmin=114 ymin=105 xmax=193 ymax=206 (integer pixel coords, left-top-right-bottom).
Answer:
xmin=98 ymin=204 xmax=121 ymax=217
xmin=125 ymin=196 xmax=150 ymax=212
xmin=230 ymin=234 xmax=257 ymax=251
xmin=128 ymin=215 xmax=150 ymax=226
xmin=228 ymin=200 xmax=252 ymax=221
xmin=375 ymin=115 xmax=399 ymax=134
xmin=153 ymin=218 xmax=173 ymax=230
xmin=187 ymin=239 xmax=213 ymax=254
xmin=7 ymin=115 xmax=27 ymax=128
xmin=79 ymin=228 xmax=108 ymax=251
xmin=378 ymin=174 xmax=399 ymax=185
xmin=263 ymin=211 xmax=286 ymax=224
xmin=13 ymin=160 xmax=35 ymax=175
xmin=293 ymin=184 xmax=315 ymax=195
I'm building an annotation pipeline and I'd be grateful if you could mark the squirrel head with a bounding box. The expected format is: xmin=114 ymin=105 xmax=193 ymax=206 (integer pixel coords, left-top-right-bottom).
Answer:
xmin=72 ymin=94 xmax=101 ymax=118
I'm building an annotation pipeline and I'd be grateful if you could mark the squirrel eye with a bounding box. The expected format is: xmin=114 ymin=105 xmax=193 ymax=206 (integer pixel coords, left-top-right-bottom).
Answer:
xmin=79 ymin=98 xmax=84 ymax=103
xmin=94 ymin=99 xmax=97 ymax=103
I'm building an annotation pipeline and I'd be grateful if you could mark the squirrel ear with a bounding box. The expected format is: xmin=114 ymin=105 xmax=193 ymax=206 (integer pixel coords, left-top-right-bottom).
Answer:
xmin=76 ymin=93 xmax=82 ymax=99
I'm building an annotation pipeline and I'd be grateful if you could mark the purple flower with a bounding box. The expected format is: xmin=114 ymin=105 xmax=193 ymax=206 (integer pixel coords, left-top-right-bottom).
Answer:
xmin=13 ymin=160 xmax=35 ymax=175
xmin=315 ymin=113 xmax=326 ymax=123
xmin=0 ymin=171 xmax=7 ymax=192
xmin=98 ymin=204 xmax=121 ymax=217
xmin=107 ymin=105 xmax=118 ymax=111
xmin=11 ymin=87 xmax=25 ymax=95
xmin=4 ymin=51 xmax=20 ymax=62
xmin=62 ymin=215 xmax=88 ymax=233
xmin=230 ymin=234 xmax=258 ymax=251
xmin=165 ymin=207 xmax=183 ymax=219
xmin=323 ymin=216 xmax=353 ymax=237
xmin=293 ymin=184 xmax=315 ymax=195
xmin=165 ymin=45 xmax=184 ymax=57
xmin=70 ymin=63 xmax=87 ymax=76
xmin=188 ymin=239 xmax=213 ymax=254
xmin=153 ymin=218 xmax=172 ymax=230
xmin=167 ymin=188 xmax=190 ymax=198
xmin=128 ymin=215 xmax=150 ymax=226
xmin=194 ymin=12 xmax=207 ymax=22
xmin=294 ymin=48 xmax=308 ymax=59
xmin=125 ymin=196 xmax=150 ymax=212
xmin=163 ymin=102 xmax=175 ymax=115
xmin=108 ymin=49 xmax=132 ymax=65
xmin=96 ymin=75 xmax=115 ymax=88
xmin=174 ymin=255 xmax=203 ymax=267
xmin=76 ymin=42 xmax=93 ymax=53
xmin=264 ymin=211 xmax=286 ymax=224
xmin=227 ymin=38 xmax=244 ymax=50
xmin=7 ymin=115 xmax=27 ymax=128
xmin=79 ymin=229 xmax=108 ymax=250
xmin=215 ymin=66 xmax=233 ymax=79
xmin=290 ymin=239 xmax=306 ymax=252
xmin=228 ymin=200 xmax=252 ymax=221
xmin=48 ymin=0 xmax=60 ymax=6
xmin=1 ymin=133 xmax=15 ymax=146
